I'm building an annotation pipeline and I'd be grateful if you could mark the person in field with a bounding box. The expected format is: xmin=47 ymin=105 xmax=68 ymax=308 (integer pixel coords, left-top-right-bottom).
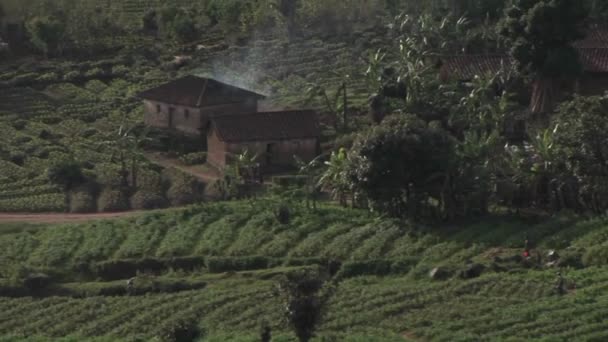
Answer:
xmin=523 ymin=235 xmax=531 ymax=258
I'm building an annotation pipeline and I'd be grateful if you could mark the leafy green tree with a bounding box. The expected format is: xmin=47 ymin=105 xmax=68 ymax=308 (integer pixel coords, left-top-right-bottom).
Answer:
xmin=295 ymin=156 xmax=323 ymax=210
xmin=500 ymin=0 xmax=588 ymax=114
xmin=47 ymin=159 xmax=84 ymax=191
xmin=100 ymin=125 xmax=150 ymax=191
xmin=269 ymin=0 xmax=299 ymax=39
xmin=346 ymin=116 xmax=454 ymax=218
xmin=26 ymin=15 xmax=66 ymax=57
xmin=553 ymin=95 xmax=608 ymax=213
xmin=158 ymin=5 xmax=197 ymax=43
xmin=277 ymin=269 xmax=328 ymax=342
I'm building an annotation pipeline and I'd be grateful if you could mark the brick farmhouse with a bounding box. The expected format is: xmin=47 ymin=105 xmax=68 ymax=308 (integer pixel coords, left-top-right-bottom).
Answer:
xmin=138 ymin=75 xmax=320 ymax=171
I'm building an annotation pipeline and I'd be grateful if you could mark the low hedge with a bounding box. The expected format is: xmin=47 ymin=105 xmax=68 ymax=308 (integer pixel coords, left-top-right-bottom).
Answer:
xmin=206 ymin=256 xmax=277 ymax=273
xmin=90 ymin=257 xmax=207 ymax=281
xmin=337 ymin=258 xmax=420 ymax=278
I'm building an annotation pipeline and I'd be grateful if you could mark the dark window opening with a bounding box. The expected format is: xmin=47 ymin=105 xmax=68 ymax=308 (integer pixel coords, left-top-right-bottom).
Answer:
xmin=184 ymin=109 xmax=190 ymax=119
xmin=266 ymin=143 xmax=276 ymax=165
xmin=156 ymin=104 xmax=161 ymax=113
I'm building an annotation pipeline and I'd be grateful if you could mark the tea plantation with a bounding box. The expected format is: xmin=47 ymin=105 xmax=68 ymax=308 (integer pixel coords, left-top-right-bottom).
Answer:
xmin=2 ymin=201 xmax=608 ymax=341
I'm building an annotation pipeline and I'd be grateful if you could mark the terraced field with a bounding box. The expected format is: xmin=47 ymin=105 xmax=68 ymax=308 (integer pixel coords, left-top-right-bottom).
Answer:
xmin=1 ymin=202 xmax=608 ymax=340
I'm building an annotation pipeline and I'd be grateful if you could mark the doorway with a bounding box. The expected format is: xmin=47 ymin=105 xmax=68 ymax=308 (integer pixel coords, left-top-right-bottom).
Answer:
xmin=266 ymin=143 xmax=276 ymax=166
xmin=168 ymin=107 xmax=175 ymax=128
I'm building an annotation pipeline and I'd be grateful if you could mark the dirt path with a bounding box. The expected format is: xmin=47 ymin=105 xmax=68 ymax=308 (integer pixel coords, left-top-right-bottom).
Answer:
xmin=0 ymin=211 xmax=146 ymax=224
xmin=146 ymin=152 xmax=220 ymax=183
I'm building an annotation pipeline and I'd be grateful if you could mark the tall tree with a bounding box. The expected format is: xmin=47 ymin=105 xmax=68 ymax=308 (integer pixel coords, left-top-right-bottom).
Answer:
xmin=500 ymin=0 xmax=588 ymax=114
xmin=26 ymin=15 xmax=66 ymax=57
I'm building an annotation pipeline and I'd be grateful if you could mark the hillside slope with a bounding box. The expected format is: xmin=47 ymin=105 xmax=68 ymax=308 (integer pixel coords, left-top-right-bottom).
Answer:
xmin=2 ymin=202 xmax=608 ymax=340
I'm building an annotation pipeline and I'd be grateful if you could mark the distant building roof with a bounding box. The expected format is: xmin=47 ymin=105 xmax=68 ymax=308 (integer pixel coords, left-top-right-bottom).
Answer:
xmin=574 ymin=25 xmax=608 ymax=48
xmin=441 ymin=27 xmax=608 ymax=80
xmin=211 ymin=110 xmax=320 ymax=143
xmin=439 ymin=55 xmax=510 ymax=81
xmin=441 ymin=50 xmax=608 ymax=80
xmin=137 ymin=75 xmax=266 ymax=107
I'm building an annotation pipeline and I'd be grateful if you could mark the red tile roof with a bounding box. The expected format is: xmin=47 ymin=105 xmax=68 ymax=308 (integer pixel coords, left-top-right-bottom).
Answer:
xmin=442 ymin=50 xmax=608 ymax=80
xmin=441 ymin=28 xmax=608 ymax=80
xmin=439 ymin=55 xmax=511 ymax=80
xmin=574 ymin=26 xmax=608 ymax=48
xmin=137 ymin=75 xmax=266 ymax=107
xmin=578 ymin=48 xmax=608 ymax=73
xmin=212 ymin=110 xmax=320 ymax=143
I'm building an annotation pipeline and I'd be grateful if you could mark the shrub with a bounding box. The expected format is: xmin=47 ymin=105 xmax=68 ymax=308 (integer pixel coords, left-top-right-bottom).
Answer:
xmin=272 ymin=175 xmax=308 ymax=188
xmin=111 ymin=65 xmax=130 ymax=76
xmin=12 ymin=120 xmax=27 ymax=130
xmin=47 ymin=159 xmax=85 ymax=190
xmin=69 ymin=189 xmax=97 ymax=213
xmin=63 ymin=70 xmax=81 ymax=81
xmin=179 ymin=152 xmax=207 ymax=165
xmin=155 ymin=309 xmax=203 ymax=342
xmin=93 ymin=258 xmax=166 ymax=281
xmin=583 ymin=245 xmax=608 ymax=267
xmin=9 ymin=152 xmax=25 ymax=166
xmin=166 ymin=172 xmax=204 ymax=206
xmin=338 ymin=259 xmax=393 ymax=278
xmin=206 ymin=256 xmax=271 ymax=273
xmin=97 ymin=189 xmax=130 ymax=212
xmin=40 ymin=116 xmax=62 ymax=125
xmin=39 ymin=129 xmax=52 ymax=139
xmin=130 ymin=191 xmax=169 ymax=210
xmin=14 ymin=136 xmax=32 ymax=144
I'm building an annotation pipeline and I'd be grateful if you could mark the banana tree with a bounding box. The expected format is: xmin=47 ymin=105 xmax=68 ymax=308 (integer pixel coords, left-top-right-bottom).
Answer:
xmin=100 ymin=124 xmax=151 ymax=190
xmin=317 ymin=148 xmax=350 ymax=207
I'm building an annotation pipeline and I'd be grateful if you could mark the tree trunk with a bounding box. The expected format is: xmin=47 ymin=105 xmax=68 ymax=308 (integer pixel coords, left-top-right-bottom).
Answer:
xmin=531 ymin=78 xmax=556 ymax=114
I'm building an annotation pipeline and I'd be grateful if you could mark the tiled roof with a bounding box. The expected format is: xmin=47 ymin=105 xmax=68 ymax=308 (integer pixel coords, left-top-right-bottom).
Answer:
xmin=212 ymin=110 xmax=320 ymax=143
xmin=439 ymin=55 xmax=511 ymax=80
xmin=137 ymin=75 xmax=266 ymax=107
xmin=574 ymin=26 xmax=608 ymax=48
xmin=441 ymin=28 xmax=608 ymax=80
xmin=442 ymin=50 xmax=608 ymax=80
xmin=578 ymin=48 xmax=608 ymax=73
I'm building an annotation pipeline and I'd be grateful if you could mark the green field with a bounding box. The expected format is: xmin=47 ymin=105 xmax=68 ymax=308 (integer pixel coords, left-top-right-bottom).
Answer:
xmin=1 ymin=201 xmax=608 ymax=340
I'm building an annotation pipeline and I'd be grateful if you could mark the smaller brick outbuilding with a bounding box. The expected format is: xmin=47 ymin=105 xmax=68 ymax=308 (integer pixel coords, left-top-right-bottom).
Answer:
xmin=207 ymin=110 xmax=320 ymax=171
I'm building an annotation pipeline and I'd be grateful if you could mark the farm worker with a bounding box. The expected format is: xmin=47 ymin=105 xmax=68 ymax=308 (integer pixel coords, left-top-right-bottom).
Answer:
xmin=523 ymin=238 xmax=530 ymax=258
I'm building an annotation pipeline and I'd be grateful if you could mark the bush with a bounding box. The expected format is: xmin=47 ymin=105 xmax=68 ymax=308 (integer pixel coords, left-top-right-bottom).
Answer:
xmin=93 ymin=258 xmax=166 ymax=280
xmin=69 ymin=189 xmax=97 ymax=213
xmin=166 ymin=172 xmax=204 ymax=206
xmin=156 ymin=309 xmax=203 ymax=342
xmin=179 ymin=152 xmax=207 ymax=165
xmin=130 ymin=191 xmax=169 ymax=210
xmin=47 ymin=159 xmax=85 ymax=190
xmin=12 ymin=120 xmax=27 ymax=130
xmin=272 ymin=175 xmax=308 ymax=188
xmin=91 ymin=257 xmax=207 ymax=280
xmin=583 ymin=245 xmax=608 ymax=267
xmin=97 ymin=189 xmax=130 ymax=212
xmin=338 ymin=259 xmax=393 ymax=278
xmin=9 ymin=152 xmax=25 ymax=166
xmin=40 ymin=116 xmax=63 ymax=125
xmin=38 ymin=129 xmax=52 ymax=139
xmin=206 ymin=256 xmax=271 ymax=273
xmin=63 ymin=70 xmax=81 ymax=81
